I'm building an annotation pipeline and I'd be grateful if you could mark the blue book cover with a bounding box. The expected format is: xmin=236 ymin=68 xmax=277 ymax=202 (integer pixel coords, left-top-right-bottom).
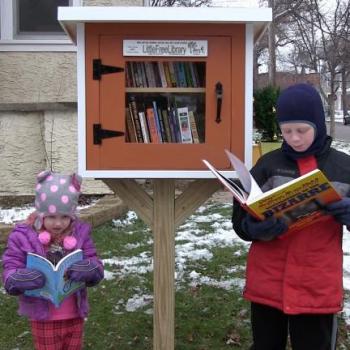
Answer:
xmin=169 ymin=106 xmax=181 ymax=143
xmin=25 ymin=249 xmax=84 ymax=308
xmin=152 ymin=101 xmax=163 ymax=142
xmin=177 ymin=62 xmax=187 ymax=87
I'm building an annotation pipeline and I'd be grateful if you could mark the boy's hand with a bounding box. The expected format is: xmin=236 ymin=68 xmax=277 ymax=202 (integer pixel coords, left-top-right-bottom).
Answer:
xmin=67 ymin=259 xmax=103 ymax=287
xmin=5 ymin=268 xmax=45 ymax=295
xmin=324 ymin=198 xmax=350 ymax=225
xmin=242 ymin=214 xmax=288 ymax=241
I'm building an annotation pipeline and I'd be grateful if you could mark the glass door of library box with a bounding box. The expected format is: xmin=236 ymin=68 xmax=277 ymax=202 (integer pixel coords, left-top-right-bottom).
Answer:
xmin=86 ymin=32 xmax=245 ymax=171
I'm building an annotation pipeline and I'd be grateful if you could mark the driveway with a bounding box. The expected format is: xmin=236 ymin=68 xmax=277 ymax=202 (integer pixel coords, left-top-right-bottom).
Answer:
xmin=326 ymin=121 xmax=350 ymax=141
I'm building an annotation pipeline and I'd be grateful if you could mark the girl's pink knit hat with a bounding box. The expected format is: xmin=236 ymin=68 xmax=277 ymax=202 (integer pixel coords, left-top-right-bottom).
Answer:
xmin=34 ymin=171 xmax=82 ymax=230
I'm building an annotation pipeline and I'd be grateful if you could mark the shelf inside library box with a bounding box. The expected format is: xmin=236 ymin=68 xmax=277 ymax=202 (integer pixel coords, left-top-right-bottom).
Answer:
xmin=125 ymin=87 xmax=206 ymax=93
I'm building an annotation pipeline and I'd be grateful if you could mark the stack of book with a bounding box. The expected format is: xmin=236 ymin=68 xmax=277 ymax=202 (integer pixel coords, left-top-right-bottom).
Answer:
xmin=125 ymin=96 xmax=202 ymax=144
xmin=125 ymin=61 xmax=205 ymax=88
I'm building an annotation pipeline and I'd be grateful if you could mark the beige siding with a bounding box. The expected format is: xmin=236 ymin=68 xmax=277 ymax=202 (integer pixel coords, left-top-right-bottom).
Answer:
xmin=0 ymin=111 xmax=46 ymax=195
xmin=0 ymin=53 xmax=76 ymax=104
xmin=0 ymin=109 xmax=112 ymax=195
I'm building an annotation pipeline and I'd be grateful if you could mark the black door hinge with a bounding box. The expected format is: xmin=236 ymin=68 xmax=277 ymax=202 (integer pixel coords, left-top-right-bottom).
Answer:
xmin=93 ymin=124 xmax=124 ymax=145
xmin=93 ymin=59 xmax=124 ymax=80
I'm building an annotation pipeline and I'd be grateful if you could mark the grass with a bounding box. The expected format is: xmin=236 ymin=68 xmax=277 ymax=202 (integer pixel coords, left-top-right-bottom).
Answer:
xmin=0 ymin=201 xmax=349 ymax=349
xmin=260 ymin=141 xmax=282 ymax=154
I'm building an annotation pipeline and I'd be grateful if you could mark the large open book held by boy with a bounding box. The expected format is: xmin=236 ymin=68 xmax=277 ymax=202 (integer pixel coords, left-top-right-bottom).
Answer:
xmin=25 ymin=249 xmax=85 ymax=307
xmin=203 ymin=149 xmax=342 ymax=231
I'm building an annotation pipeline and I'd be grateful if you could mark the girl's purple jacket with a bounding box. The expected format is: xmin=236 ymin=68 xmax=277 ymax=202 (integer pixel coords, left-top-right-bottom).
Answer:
xmin=2 ymin=220 xmax=103 ymax=320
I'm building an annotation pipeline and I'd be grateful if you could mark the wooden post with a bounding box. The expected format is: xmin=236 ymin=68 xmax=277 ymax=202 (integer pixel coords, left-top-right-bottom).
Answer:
xmin=153 ymin=179 xmax=175 ymax=350
xmin=102 ymin=179 xmax=221 ymax=350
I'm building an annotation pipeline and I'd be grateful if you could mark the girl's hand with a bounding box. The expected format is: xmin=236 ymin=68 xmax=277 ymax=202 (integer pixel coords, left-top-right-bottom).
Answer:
xmin=4 ymin=269 xmax=45 ymax=295
xmin=67 ymin=259 xmax=103 ymax=287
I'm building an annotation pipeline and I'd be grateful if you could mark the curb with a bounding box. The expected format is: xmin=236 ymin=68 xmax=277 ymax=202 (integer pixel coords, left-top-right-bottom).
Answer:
xmin=0 ymin=195 xmax=128 ymax=244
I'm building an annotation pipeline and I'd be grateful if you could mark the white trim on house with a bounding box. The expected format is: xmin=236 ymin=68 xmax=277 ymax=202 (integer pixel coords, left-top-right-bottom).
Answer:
xmin=0 ymin=0 xmax=81 ymax=51
xmin=77 ymin=23 xmax=87 ymax=176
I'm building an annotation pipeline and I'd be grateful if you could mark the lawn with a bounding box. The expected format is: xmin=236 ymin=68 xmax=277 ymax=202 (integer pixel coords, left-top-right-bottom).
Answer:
xmin=260 ymin=141 xmax=282 ymax=154
xmin=0 ymin=201 xmax=349 ymax=349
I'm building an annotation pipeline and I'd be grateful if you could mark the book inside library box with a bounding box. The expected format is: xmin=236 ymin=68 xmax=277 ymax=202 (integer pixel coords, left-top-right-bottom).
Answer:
xmin=125 ymin=62 xmax=206 ymax=145
xmin=85 ymin=23 xmax=246 ymax=170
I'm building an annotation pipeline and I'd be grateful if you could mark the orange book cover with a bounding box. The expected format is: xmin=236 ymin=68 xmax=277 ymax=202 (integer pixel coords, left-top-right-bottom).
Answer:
xmin=203 ymin=150 xmax=342 ymax=231
xmin=125 ymin=107 xmax=137 ymax=142
xmin=145 ymin=107 xmax=160 ymax=144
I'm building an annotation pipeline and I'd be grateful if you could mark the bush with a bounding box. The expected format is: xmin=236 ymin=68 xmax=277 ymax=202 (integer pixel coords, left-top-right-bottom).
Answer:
xmin=253 ymin=86 xmax=280 ymax=141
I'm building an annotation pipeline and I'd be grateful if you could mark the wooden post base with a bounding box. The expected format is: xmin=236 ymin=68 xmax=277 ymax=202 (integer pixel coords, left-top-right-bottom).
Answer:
xmin=102 ymin=179 xmax=221 ymax=350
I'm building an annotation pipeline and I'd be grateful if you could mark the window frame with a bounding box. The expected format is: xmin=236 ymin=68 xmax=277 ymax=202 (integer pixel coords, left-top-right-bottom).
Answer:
xmin=0 ymin=0 xmax=82 ymax=51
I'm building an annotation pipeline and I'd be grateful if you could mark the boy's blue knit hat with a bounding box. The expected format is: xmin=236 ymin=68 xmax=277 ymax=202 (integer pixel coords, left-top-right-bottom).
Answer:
xmin=276 ymin=83 xmax=327 ymax=158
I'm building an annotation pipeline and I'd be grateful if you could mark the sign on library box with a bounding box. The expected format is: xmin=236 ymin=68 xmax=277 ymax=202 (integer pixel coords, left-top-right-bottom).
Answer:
xmin=123 ymin=40 xmax=208 ymax=57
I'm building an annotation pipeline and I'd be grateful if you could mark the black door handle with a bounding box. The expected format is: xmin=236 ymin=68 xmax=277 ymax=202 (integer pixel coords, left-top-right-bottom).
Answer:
xmin=215 ymin=82 xmax=223 ymax=123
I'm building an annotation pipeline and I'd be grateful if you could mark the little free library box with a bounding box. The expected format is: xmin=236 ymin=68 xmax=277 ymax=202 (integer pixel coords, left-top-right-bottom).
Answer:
xmin=58 ymin=6 xmax=271 ymax=179
xmin=59 ymin=6 xmax=271 ymax=350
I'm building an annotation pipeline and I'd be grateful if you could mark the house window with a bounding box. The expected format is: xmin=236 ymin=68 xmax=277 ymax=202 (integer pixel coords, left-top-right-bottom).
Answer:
xmin=17 ymin=0 xmax=69 ymax=35
xmin=0 ymin=0 xmax=81 ymax=51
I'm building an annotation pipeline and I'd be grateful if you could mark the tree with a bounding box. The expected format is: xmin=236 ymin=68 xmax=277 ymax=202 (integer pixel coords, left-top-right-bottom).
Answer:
xmin=257 ymin=0 xmax=305 ymax=86
xmin=254 ymin=85 xmax=280 ymax=141
xmin=287 ymin=0 xmax=350 ymax=137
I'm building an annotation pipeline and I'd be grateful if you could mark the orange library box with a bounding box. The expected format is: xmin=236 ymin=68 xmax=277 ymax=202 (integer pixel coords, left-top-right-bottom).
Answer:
xmin=58 ymin=6 xmax=271 ymax=179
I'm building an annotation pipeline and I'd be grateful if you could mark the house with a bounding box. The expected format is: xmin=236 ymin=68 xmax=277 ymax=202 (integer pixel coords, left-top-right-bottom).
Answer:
xmin=256 ymin=71 xmax=350 ymax=118
xmin=255 ymin=71 xmax=321 ymax=90
xmin=0 ymin=0 xmax=269 ymax=199
xmin=0 ymin=0 xmax=143 ymax=199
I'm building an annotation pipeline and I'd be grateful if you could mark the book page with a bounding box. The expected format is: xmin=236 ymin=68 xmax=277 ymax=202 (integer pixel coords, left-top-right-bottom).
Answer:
xmin=26 ymin=252 xmax=55 ymax=270
xmin=55 ymin=249 xmax=84 ymax=307
xmin=202 ymin=159 xmax=248 ymax=203
xmin=56 ymin=249 xmax=83 ymax=271
xmin=25 ymin=253 xmax=57 ymax=304
xmin=25 ymin=249 xmax=84 ymax=307
xmin=224 ymin=149 xmax=262 ymax=198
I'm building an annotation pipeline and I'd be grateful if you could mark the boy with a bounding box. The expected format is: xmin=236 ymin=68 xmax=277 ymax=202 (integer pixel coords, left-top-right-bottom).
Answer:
xmin=232 ymin=83 xmax=350 ymax=350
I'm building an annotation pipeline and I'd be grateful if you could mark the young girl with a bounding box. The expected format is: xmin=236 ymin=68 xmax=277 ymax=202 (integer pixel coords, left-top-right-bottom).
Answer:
xmin=2 ymin=171 xmax=104 ymax=350
xmin=232 ymin=83 xmax=350 ymax=350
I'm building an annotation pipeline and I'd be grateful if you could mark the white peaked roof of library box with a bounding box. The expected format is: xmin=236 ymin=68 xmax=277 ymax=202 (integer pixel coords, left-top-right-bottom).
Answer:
xmin=58 ymin=6 xmax=272 ymax=44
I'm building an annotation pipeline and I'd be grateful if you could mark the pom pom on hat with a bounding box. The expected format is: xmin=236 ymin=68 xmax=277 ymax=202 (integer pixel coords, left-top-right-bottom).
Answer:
xmin=34 ymin=171 xmax=82 ymax=230
xmin=38 ymin=231 xmax=51 ymax=245
xmin=37 ymin=231 xmax=77 ymax=250
xmin=63 ymin=236 xmax=77 ymax=250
